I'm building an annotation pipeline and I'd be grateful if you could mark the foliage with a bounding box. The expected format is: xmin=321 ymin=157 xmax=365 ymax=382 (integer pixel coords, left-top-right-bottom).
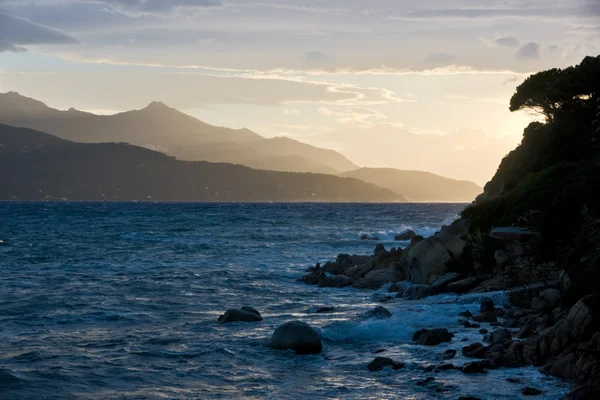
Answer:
xmin=462 ymin=55 xmax=600 ymax=305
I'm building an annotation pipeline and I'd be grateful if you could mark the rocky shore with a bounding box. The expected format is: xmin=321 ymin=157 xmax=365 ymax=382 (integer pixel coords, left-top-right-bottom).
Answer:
xmin=297 ymin=219 xmax=600 ymax=399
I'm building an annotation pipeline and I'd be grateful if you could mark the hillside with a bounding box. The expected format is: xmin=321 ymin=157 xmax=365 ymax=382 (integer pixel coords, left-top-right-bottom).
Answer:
xmin=0 ymin=124 xmax=402 ymax=202
xmin=341 ymin=168 xmax=482 ymax=202
xmin=0 ymin=92 xmax=358 ymax=174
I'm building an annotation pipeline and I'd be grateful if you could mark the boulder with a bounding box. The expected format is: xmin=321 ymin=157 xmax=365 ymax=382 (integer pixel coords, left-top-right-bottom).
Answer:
xmin=489 ymin=328 xmax=512 ymax=344
xmin=394 ymin=229 xmax=416 ymax=241
xmin=473 ymin=311 xmax=498 ymax=323
xmin=494 ymin=250 xmax=509 ymax=267
xmin=405 ymin=219 xmax=468 ymax=284
xmin=414 ymin=328 xmax=453 ymax=346
xmin=360 ymin=306 xmax=392 ymax=320
xmin=353 ymin=268 xmax=401 ymax=290
xmin=361 ymin=234 xmax=379 ymax=241
xmin=218 ymin=307 xmax=263 ymax=323
xmin=462 ymin=343 xmax=488 ymax=358
xmin=402 ymin=284 xmax=432 ymax=300
xmin=431 ymin=272 xmax=462 ymax=294
xmin=479 ymin=297 xmax=495 ymax=313
xmin=531 ymin=288 xmax=561 ymax=311
xmin=269 ymin=321 xmax=322 ymax=355
xmin=442 ymin=349 xmax=457 ymax=360
xmin=448 ymin=277 xmax=482 ymax=294
xmin=308 ymin=306 xmax=335 ymax=314
xmin=367 ymin=357 xmax=404 ymax=371
xmin=461 ymin=361 xmax=488 ymax=374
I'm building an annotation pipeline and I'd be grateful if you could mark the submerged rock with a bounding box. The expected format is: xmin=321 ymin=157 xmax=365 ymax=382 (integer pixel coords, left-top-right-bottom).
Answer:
xmin=367 ymin=356 xmax=404 ymax=371
xmin=479 ymin=297 xmax=495 ymax=313
xmin=217 ymin=306 xmax=263 ymax=323
xmin=441 ymin=349 xmax=457 ymax=360
xmin=462 ymin=343 xmax=487 ymax=358
xmin=521 ymin=387 xmax=543 ymax=396
xmin=461 ymin=361 xmax=488 ymax=374
xmin=269 ymin=321 xmax=322 ymax=355
xmin=402 ymin=284 xmax=432 ymax=300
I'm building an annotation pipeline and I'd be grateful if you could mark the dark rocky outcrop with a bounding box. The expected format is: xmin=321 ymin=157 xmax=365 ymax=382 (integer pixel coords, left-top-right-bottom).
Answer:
xmin=269 ymin=321 xmax=322 ymax=355
xmin=218 ymin=307 xmax=263 ymax=323
xmin=360 ymin=306 xmax=392 ymax=320
xmin=394 ymin=229 xmax=416 ymax=241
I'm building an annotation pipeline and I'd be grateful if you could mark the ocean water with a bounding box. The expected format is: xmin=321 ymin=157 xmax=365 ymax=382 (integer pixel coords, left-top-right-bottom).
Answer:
xmin=0 ymin=202 xmax=571 ymax=399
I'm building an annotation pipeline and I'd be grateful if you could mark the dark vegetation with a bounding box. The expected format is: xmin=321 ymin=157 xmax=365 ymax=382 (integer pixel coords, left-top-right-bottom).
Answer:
xmin=461 ymin=55 xmax=600 ymax=306
xmin=0 ymin=124 xmax=403 ymax=202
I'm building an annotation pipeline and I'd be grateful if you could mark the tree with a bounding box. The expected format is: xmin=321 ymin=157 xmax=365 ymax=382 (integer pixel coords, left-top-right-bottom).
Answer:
xmin=509 ymin=55 xmax=600 ymax=122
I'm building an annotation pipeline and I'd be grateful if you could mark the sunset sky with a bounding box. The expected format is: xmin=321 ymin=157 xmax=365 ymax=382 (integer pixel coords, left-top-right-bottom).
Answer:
xmin=1 ymin=0 xmax=598 ymax=184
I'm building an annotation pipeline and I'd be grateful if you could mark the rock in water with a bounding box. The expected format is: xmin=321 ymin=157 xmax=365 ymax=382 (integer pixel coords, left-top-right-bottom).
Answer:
xmin=367 ymin=357 xmax=404 ymax=371
xmin=269 ymin=321 xmax=322 ymax=355
xmin=360 ymin=306 xmax=392 ymax=320
xmin=394 ymin=229 xmax=416 ymax=241
xmin=218 ymin=307 xmax=263 ymax=323
xmin=402 ymin=284 xmax=432 ymax=300
xmin=479 ymin=297 xmax=494 ymax=313
xmin=431 ymin=272 xmax=462 ymax=294
xmin=414 ymin=328 xmax=453 ymax=346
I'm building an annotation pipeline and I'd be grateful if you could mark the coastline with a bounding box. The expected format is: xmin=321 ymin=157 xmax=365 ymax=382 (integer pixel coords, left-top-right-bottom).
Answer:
xmin=298 ymin=219 xmax=599 ymax=399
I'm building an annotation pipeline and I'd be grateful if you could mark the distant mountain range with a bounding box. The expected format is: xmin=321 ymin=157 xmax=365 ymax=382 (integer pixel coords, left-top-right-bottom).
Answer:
xmin=0 ymin=92 xmax=357 ymax=174
xmin=0 ymin=92 xmax=482 ymax=202
xmin=341 ymin=168 xmax=482 ymax=202
xmin=0 ymin=124 xmax=403 ymax=202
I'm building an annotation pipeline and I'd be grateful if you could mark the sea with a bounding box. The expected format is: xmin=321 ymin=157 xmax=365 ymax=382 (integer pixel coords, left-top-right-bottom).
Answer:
xmin=0 ymin=202 xmax=572 ymax=399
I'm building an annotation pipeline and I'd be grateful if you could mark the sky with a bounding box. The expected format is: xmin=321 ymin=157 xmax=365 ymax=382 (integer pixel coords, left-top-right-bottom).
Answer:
xmin=0 ymin=0 xmax=599 ymax=185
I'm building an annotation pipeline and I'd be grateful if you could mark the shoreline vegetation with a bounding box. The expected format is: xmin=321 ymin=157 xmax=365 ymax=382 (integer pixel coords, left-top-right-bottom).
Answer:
xmin=294 ymin=56 xmax=600 ymax=399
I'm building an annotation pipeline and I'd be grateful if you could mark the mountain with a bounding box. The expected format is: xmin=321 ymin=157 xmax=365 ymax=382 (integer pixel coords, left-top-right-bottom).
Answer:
xmin=340 ymin=168 xmax=482 ymax=202
xmin=0 ymin=124 xmax=403 ymax=202
xmin=0 ymin=92 xmax=358 ymax=174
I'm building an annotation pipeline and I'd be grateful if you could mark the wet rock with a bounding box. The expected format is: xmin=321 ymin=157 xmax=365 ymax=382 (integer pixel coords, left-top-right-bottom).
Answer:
xmin=367 ymin=356 xmax=404 ymax=371
xmin=437 ymin=363 xmax=455 ymax=370
xmin=459 ymin=397 xmax=481 ymax=400
xmin=516 ymin=325 xmax=533 ymax=339
xmin=461 ymin=361 xmax=488 ymax=374
xmin=506 ymin=377 xmax=522 ymax=384
xmin=431 ymin=272 xmax=463 ymax=294
xmin=462 ymin=343 xmax=488 ymax=358
xmin=414 ymin=328 xmax=453 ymax=346
xmin=389 ymin=280 xmax=412 ymax=293
xmin=394 ymin=229 xmax=416 ymax=241
xmin=360 ymin=306 xmax=392 ymax=320
xmin=473 ymin=311 xmax=498 ymax=323
xmin=361 ymin=234 xmax=379 ymax=240
xmin=269 ymin=321 xmax=322 ymax=355
xmin=479 ymin=297 xmax=495 ymax=313
xmin=353 ymin=268 xmax=401 ymax=290
xmin=458 ymin=310 xmax=473 ymax=318
xmin=422 ymin=364 xmax=436 ymax=372
xmin=442 ymin=349 xmax=457 ymax=360
xmin=416 ymin=377 xmax=436 ymax=386
xmin=402 ymin=284 xmax=432 ymax=300
xmin=489 ymin=328 xmax=512 ymax=344
xmin=479 ymin=328 xmax=488 ymax=334
xmin=521 ymin=387 xmax=543 ymax=396
xmin=218 ymin=307 xmax=263 ymax=323
xmin=531 ymin=288 xmax=561 ymax=311
xmin=448 ymin=277 xmax=482 ymax=294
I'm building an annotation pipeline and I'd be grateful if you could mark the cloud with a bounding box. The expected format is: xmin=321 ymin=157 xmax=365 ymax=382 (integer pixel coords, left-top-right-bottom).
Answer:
xmin=0 ymin=11 xmax=79 ymax=52
xmin=515 ymin=42 xmax=541 ymax=60
xmin=502 ymin=76 xmax=518 ymax=85
xmin=398 ymin=4 xmax=600 ymax=20
xmin=90 ymin=0 xmax=223 ymax=17
xmin=493 ymin=36 xmax=520 ymax=48
xmin=422 ymin=52 xmax=457 ymax=67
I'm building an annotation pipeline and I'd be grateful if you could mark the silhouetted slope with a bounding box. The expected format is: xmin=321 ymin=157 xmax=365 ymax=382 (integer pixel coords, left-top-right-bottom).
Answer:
xmin=0 ymin=92 xmax=358 ymax=174
xmin=340 ymin=168 xmax=482 ymax=202
xmin=0 ymin=124 xmax=402 ymax=202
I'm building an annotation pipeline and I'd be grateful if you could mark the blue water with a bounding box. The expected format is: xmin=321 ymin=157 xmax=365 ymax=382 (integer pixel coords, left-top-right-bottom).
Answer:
xmin=0 ymin=203 xmax=571 ymax=399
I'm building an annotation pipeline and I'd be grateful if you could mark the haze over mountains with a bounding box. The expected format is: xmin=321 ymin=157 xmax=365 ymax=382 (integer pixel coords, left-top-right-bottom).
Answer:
xmin=0 ymin=124 xmax=402 ymax=202
xmin=0 ymin=92 xmax=482 ymax=202
xmin=0 ymin=92 xmax=356 ymax=175
xmin=341 ymin=168 xmax=482 ymax=203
